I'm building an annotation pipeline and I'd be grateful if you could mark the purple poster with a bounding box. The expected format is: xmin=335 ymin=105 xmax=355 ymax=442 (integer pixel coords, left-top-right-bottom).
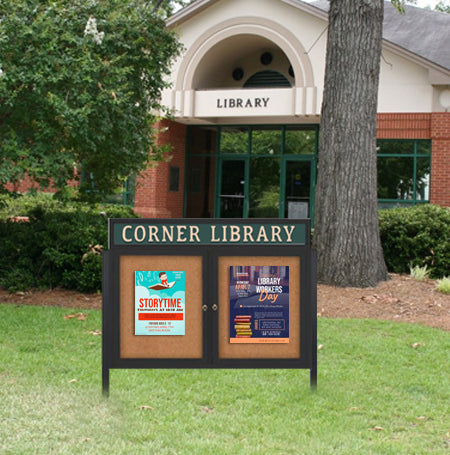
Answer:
xmin=229 ymin=266 xmax=289 ymax=343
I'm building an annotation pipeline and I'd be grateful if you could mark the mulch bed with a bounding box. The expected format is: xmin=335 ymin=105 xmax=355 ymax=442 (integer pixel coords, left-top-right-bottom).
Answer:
xmin=1 ymin=274 xmax=449 ymax=331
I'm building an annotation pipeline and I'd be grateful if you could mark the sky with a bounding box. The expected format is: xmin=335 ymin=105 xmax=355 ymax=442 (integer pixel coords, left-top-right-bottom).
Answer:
xmin=414 ymin=0 xmax=448 ymax=8
xmin=299 ymin=0 xmax=449 ymax=8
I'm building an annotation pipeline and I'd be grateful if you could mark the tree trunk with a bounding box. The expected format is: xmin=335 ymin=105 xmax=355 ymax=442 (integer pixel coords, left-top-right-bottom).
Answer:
xmin=313 ymin=0 xmax=388 ymax=287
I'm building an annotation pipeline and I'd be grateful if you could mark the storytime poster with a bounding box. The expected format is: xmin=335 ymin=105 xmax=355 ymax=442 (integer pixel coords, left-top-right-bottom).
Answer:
xmin=135 ymin=271 xmax=185 ymax=336
xmin=229 ymin=266 xmax=289 ymax=343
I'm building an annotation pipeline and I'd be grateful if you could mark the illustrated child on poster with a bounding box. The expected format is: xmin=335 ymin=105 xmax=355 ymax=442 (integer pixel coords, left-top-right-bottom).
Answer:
xmin=159 ymin=272 xmax=168 ymax=286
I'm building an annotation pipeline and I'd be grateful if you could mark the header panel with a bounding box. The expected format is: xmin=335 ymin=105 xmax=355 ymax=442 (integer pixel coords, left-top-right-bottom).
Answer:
xmin=110 ymin=219 xmax=309 ymax=248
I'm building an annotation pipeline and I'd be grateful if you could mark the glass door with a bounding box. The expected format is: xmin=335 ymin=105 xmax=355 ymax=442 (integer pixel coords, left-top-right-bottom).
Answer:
xmin=217 ymin=159 xmax=247 ymax=218
xmin=283 ymin=159 xmax=315 ymax=221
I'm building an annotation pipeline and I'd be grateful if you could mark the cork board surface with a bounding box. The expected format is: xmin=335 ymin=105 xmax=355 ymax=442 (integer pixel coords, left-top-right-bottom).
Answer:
xmin=120 ymin=255 xmax=203 ymax=359
xmin=218 ymin=256 xmax=300 ymax=359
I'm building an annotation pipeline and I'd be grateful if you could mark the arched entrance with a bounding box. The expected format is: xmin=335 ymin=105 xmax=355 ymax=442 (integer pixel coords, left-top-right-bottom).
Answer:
xmin=169 ymin=16 xmax=319 ymax=221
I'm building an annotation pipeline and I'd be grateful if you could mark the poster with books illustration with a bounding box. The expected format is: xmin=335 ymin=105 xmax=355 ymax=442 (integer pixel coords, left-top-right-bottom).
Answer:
xmin=229 ymin=266 xmax=289 ymax=343
xmin=135 ymin=271 xmax=185 ymax=335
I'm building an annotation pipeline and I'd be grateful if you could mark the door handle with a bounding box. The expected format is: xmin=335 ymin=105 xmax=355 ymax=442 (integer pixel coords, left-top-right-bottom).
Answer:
xmin=212 ymin=304 xmax=218 ymax=311
xmin=202 ymin=304 xmax=208 ymax=312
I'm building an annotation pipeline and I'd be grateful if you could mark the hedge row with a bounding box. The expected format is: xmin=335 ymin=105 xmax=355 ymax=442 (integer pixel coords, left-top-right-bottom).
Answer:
xmin=0 ymin=194 xmax=138 ymax=292
xmin=379 ymin=204 xmax=449 ymax=279
xmin=0 ymin=195 xmax=448 ymax=292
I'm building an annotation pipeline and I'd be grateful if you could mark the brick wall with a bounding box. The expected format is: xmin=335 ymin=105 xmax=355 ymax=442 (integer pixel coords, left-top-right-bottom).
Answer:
xmin=134 ymin=120 xmax=187 ymax=218
xmin=430 ymin=113 xmax=450 ymax=207
xmin=376 ymin=113 xmax=431 ymax=139
xmin=4 ymin=114 xmax=448 ymax=212
xmin=4 ymin=175 xmax=77 ymax=194
xmin=4 ymin=175 xmax=46 ymax=193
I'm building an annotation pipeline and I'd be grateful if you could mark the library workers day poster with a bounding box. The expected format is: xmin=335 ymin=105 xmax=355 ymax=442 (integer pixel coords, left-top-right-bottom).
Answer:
xmin=135 ymin=271 xmax=185 ymax=335
xmin=230 ymin=266 xmax=289 ymax=343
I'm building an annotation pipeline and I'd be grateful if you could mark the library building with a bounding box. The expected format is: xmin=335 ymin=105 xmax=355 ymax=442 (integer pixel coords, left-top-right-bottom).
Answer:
xmin=27 ymin=1 xmax=450 ymax=220
xmin=131 ymin=0 xmax=449 ymax=222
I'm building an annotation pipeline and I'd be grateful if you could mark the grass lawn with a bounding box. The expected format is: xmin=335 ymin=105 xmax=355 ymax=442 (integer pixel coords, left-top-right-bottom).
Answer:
xmin=0 ymin=303 xmax=449 ymax=454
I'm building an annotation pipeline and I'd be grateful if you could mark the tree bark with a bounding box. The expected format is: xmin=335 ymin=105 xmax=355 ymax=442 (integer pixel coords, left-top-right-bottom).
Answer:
xmin=313 ymin=0 xmax=388 ymax=287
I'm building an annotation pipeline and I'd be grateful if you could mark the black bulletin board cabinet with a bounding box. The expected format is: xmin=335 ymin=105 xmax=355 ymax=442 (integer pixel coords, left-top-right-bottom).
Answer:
xmin=102 ymin=219 xmax=317 ymax=396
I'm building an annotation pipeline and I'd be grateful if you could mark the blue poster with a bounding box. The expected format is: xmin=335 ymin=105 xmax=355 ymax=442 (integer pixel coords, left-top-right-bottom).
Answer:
xmin=229 ymin=266 xmax=289 ymax=343
xmin=135 ymin=271 xmax=185 ymax=336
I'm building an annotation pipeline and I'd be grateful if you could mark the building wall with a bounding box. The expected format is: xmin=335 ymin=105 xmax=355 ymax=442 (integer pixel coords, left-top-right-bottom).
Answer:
xmin=376 ymin=112 xmax=449 ymax=206
xmin=5 ymin=1 xmax=450 ymax=213
xmin=4 ymin=175 xmax=47 ymax=193
xmin=163 ymin=0 xmax=448 ymax=119
xmin=4 ymin=175 xmax=77 ymax=194
xmin=134 ymin=120 xmax=186 ymax=218
xmin=430 ymin=113 xmax=450 ymax=206
xmin=4 ymin=114 xmax=448 ymax=214
xmin=376 ymin=113 xmax=431 ymax=139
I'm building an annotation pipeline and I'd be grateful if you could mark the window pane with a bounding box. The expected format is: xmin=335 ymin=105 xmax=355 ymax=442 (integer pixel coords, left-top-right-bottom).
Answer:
xmin=249 ymin=157 xmax=280 ymax=217
xmin=251 ymin=127 xmax=282 ymax=155
xmin=285 ymin=161 xmax=311 ymax=218
xmin=377 ymin=157 xmax=414 ymax=200
xmin=416 ymin=140 xmax=431 ymax=156
xmin=378 ymin=201 xmax=415 ymax=210
xmin=377 ymin=140 xmax=414 ymax=155
xmin=219 ymin=160 xmax=245 ymax=218
xmin=124 ymin=175 xmax=135 ymax=206
xmin=220 ymin=127 xmax=249 ymax=154
xmin=416 ymin=157 xmax=431 ymax=201
xmin=285 ymin=127 xmax=316 ymax=154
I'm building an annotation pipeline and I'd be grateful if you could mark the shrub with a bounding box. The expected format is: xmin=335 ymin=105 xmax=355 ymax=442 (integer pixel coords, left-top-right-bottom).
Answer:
xmin=409 ymin=264 xmax=430 ymax=281
xmin=0 ymin=192 xmax=59 ymax=218
xmin=436 ymin=277 xmax=450 ymax=295
xmin=0 ymin=193 xmax=138 ymax=292
xmin=379 ymin=205 xmax=450 ymax=279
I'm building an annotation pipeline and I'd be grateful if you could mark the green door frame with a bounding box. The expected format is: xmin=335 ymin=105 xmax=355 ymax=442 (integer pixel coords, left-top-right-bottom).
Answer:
xmin=215 ymin=155 xmax=316 ymax=223
xmin=186 ymin=124 xmax=318 ymax=222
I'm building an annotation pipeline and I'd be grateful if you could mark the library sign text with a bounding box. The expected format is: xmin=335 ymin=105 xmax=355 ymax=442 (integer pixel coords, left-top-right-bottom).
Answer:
xmin=114 ymin=222 xmax=306 ymax=246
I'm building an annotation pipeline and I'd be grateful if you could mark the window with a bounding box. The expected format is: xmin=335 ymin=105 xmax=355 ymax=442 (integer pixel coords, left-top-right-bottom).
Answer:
xmin=377 ymin=140 xmax=431 ymax=208
xmin=243 ymin=70 xmax=291 ymax=88
xmin=80 ymin=171 xmax=135 ymax=206
xmin=186 ymin=125 xmax=318 ymax=221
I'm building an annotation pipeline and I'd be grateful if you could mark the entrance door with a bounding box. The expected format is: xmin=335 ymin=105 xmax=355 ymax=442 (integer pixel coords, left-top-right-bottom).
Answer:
xmin=283 ymin=159 xmax=315 ymax=221
xmin=217 ymin=159 xmax=247 ymax=218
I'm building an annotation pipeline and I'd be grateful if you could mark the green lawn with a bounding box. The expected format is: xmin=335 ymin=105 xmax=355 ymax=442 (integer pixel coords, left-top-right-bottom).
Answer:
xmin=0 ymin=303 xmax=449 ymax=454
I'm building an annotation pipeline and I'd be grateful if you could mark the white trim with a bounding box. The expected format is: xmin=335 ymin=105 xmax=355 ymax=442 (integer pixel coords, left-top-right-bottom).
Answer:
xmin=167 ymin=0 xmax=329 ymax=27
xmin=167 ymin=0 xmax=220 ymax=28
xmin=280 ymin=0 xmax=327 ymax=20
xmin=175 ymin=17 xmax=315 ymax=90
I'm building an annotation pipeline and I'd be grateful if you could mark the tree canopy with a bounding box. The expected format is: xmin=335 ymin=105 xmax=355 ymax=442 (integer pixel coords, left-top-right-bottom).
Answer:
xmin=435 ymin=1 xmax=450 ymax=13
xmin=0 ymin=0 xmax=182 ymax=198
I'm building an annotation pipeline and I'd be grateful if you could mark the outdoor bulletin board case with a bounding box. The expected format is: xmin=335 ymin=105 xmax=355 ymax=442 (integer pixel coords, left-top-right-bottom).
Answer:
xmin=102 ymin=219 xmax=317 ymax=396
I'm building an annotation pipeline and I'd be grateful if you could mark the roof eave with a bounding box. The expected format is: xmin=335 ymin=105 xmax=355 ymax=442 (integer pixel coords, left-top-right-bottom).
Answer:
xmin=166 ymin=0 xmax=449 ymax=75
xmin=280 ymin=0 xmax=328 ymax=20
xmin=166 ymin=0 xmax=328 ymax=28
xmin=166 ymin=0 xmax=221 ymax=28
